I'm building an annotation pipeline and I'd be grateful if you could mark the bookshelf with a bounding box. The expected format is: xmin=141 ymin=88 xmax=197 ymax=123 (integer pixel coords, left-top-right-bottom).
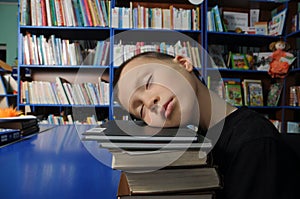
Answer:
xmin=204 ymin=0 xmax=300 ymax=133
xmin=17 ymin=0 xmax=204 ymax=124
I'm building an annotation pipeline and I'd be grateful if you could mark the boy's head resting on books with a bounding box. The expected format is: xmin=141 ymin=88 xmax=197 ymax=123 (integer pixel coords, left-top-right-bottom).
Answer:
xmin=113 ymin=51 xmax=211 ymax=128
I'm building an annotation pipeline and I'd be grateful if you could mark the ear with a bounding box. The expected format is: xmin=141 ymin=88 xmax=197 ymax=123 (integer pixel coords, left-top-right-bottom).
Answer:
xmin=173 ymin=55 xmax=194 ymax=72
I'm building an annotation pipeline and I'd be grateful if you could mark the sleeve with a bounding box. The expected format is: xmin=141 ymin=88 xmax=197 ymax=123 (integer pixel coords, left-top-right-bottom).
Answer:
xmin=222 ymin=138 xmax=280 ymax=199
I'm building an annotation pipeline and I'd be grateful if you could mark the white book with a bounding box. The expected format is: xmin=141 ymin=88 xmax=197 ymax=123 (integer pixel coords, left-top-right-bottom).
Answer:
xmin=113 ymin=44 xmax=124 ymax=66
xmin=162 ymin=9 xmax=171 ymax=29
xmin=122 ymin=8 xmax=130 ymax=28
xmin=111 ymin=7 xmax=119 ymax=28
xmin=152 ymin=8 xmax=162 ymax=29
xmin=45 ymin=0 xmax=52 ymax=26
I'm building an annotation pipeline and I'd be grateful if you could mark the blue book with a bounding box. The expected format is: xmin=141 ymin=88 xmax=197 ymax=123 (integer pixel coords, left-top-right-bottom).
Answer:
xmin=212 ymin=5 xmax=223 ymax=32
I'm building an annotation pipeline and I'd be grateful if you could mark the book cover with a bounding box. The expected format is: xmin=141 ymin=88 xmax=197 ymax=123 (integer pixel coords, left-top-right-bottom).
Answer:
xmin=223 ymin=11 xmax=248 ymax=32
xmin=267 ymin=82 xmax=283 ymax=106
xmin=223 ymin=78 xmax=243 ymax=106
xmin=243 ymin=79 xmax=264 ymax=106
xmin=230 ymin=53 xmax=249 ymax=70
xmin=117 ymin=167 xmax=221 ymax=196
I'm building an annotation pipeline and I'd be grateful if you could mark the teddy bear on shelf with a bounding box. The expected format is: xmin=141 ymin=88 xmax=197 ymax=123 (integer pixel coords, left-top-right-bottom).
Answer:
xmin=268 ymin=40 xmax=295 ymax=78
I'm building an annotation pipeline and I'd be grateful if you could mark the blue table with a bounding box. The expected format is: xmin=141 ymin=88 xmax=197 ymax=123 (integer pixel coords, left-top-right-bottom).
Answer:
xmin=0 ymin=125 xmax=121 ymax=199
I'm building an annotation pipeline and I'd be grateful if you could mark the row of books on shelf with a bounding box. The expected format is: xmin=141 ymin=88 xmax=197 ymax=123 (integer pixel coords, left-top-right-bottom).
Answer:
xmin=114 ymin=40 xmax=201 ymax=68
xmin=82 ymin=120 xmax=221 ymax=198
xmin=41 ymin=114 xmax=103 ymax=125
xmin=209 ymin=45 xmax=297 ymax=71
xmin=209 ymin=78 xmax=283 ymax=107
xmin=207 ymin=5 xmax=286 ymax=36
xmin=20 ymin=0 xmax=110 ymax=27
xmin=111 ymin=3 xmax=200 ymax=30
xmin=22 ymin=33 xmax=111 ymax=66
xmin=0 ymin=115 xmax=39 ymax=146
xmin=20 ymin=76 xmax=110 ymax=105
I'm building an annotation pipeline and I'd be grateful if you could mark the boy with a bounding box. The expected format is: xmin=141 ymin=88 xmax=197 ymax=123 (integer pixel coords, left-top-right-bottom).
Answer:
xmin=113 ymin=52 xmax=300 ymax=199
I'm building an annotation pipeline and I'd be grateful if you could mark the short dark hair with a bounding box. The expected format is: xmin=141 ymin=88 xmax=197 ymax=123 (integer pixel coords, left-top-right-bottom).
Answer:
xmin=112 ymin=51 xmax=206 ymax=102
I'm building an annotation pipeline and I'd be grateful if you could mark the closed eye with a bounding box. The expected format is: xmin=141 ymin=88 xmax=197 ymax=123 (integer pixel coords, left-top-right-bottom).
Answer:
xmin=145 ymin=75 xmax=152 ymax=89
xmin=140 ymin=105 xmax=144 ymax=119
xmin=139 ymin=75 xmax=152 ymax=119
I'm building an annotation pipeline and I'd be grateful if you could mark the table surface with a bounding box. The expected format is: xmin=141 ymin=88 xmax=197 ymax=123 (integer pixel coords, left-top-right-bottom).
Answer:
xmin=0 ymin=124 xmax=121 ymax=199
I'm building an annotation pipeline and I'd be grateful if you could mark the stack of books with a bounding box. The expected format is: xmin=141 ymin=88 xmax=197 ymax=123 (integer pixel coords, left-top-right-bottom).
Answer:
xmin=0 ymin=115 xmax=39 ymax=137
xmin=82 ymin=120 xmax=222 ymax=198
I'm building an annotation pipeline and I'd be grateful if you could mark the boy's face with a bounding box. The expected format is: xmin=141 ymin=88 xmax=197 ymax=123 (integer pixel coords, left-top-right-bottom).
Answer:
xmin=116 ymin=57 xmax=199 ymax=127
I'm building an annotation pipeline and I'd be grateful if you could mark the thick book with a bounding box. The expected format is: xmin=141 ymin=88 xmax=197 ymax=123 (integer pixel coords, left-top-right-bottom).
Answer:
xmin=99 ymin=141 xmax=210 ymax=151
xmin=117 ymin=167 xmax=221 ymax=197
xmin=82 ymin=120 xmax=212 ymax=150
xmin=83 ymin=120 xmax=210 ymax=143
xmin=118 ymin=194 xmax=214 ymax=199
xmin=110 ymin=149 xmax=209 ymax=171
xmin=0 ymin=115 xmax=38 ymax=130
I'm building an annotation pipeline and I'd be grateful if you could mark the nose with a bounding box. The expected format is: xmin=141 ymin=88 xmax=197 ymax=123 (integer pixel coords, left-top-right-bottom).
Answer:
xmin=144 ymin=95 xmax=159 ymax=112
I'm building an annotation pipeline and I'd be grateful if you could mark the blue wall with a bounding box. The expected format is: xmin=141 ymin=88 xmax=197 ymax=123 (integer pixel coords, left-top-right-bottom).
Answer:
xmin=0 ymin=3 xmax=18 ymax=66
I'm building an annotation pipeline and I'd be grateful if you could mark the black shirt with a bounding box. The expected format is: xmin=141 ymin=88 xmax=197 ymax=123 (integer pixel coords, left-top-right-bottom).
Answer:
xmin=205 ymin=107 xmax=300 ymax=199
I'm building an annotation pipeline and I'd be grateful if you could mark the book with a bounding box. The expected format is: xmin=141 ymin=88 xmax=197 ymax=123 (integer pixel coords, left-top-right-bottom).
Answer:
xmin=99 ymin=141 xmax=210 ymax=151
xmin=267 ymin=82 xmax=283 ymax=106
xmin=83 ymin=120 xmax=211 ymax=146
xmin=117 ymin=167 xmax=221 ymax=197
xmin=0 ymin=128 xmax=21 ymax=146
xmin=242 ymin=79 xmax=264 ymax=106
xmin=110 ymin=149 xmax=209 ymax=171
xmin=211 ymin=5 xmax=223 ymax=32
xmin=223 ymin=78 xmax=243 ymax=106
xmin=253 ymin=52 xmax=272 ymax=71
xmin=0 ymin=116 xmax=38 ymax=130
xmin=230 ymin=52 xmax=249 ymax=70
xmin=0 ymin=115 xmax=39 ymax=136
xmin=223 ymin=11 xmax=248 ymax=32
xmin=269 ymin=8 xmax=287 ymax=36
xmin=55 ymin=76 xmax=70 ymax=104
xmin=280 ymin=56 xmax=296 ymax=65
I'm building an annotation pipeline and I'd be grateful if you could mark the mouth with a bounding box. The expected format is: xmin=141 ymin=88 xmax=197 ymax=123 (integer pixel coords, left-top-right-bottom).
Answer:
xmin=162 ymin=98 xmax=174 ymax=119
